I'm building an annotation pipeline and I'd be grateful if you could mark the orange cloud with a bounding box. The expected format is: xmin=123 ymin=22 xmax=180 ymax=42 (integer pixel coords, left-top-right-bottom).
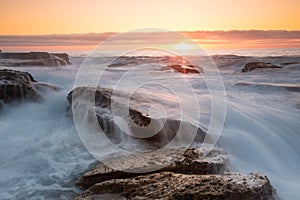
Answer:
xmin=0 ymin=30 xmax=300 ymax=51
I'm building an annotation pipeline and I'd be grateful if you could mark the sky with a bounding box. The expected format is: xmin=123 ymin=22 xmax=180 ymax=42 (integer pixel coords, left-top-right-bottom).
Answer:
xmin=1 ymin=0 xmax=300 ymax=50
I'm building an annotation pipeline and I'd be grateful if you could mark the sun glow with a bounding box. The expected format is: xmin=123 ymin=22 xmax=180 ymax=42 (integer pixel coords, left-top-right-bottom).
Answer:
xmin=173 ymin=42 xmax=194 ymax=50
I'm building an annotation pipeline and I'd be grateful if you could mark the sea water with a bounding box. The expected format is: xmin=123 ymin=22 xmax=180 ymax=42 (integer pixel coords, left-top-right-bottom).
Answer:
xmin=0 ymin=48 xmax=299 ymax=199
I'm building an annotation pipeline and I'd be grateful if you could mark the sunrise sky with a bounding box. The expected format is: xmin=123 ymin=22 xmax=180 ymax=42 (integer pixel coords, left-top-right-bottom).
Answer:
xmin=1 ymin=0 xmax=300 ymax=50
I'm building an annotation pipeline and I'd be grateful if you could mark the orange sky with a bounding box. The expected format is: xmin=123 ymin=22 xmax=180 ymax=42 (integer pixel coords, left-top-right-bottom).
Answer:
xmin=1 ymin=0 xmax=300 ymax=50
xmin=1 ymin=0 xmax=300 ymax=35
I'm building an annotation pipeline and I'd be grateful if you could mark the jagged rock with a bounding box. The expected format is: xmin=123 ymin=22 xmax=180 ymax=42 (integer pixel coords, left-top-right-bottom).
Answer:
xmin=67 ymin=86 xmax=206 ymax=148
xmin=76 ymin=172 xmax=277 ymax=200
xmin=0 ymin=69 xmax=60 ymax=105
xmin=0 ymin=69 xmax=40 ymax=103
xmin=77 ymin=147 xmax=228 ymax=189
xmin=0 ymin=52 xmax=71 ymax=66
xmin=242 ymin=62 xmax=281 ymax=72
xmin=167 ymin=64 xmax=202 ymax=74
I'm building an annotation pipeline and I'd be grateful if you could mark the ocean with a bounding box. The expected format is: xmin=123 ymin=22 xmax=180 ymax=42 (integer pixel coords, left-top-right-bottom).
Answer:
xmin=0 ymin=48 xmax=300 ymax=199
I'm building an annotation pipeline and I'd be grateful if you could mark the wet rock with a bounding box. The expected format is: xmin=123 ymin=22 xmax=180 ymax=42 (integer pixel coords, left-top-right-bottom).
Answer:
xmin=76 ymin=172 xmax=277 ymax=200
xmin=0 ymin=69 xmax=60 ymax=105
xmin=167 ymin=64 xmax=202 ymax=74
xmin=242 ymin=62 xmax=281 ymax=72
xmin=235 ymin=82 xmax=300 ymax=93
xmin=77 ymin=147 xmax=228 ymax=189
xmin=0 ymin=52 xmax=71 ymax=66
xmin=0 ymin=69 xmax=40 ymax=103
xmin=67 ymin=86 xmax=206 ymax=148
xmin=280 ymin=62 xmax=298 ymax=66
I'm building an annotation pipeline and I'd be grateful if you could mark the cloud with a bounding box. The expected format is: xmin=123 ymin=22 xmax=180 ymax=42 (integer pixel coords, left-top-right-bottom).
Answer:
xmin=0 ymin=30 xmax=299 ymax=49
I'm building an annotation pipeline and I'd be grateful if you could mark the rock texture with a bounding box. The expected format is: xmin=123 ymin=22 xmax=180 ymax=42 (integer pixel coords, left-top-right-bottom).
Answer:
xmin=77 ymin=147 xmax=228 ymax=189
xmin=67 ymin=86 xmax=206 ymax=147
xmin=0 ymin=69 xmax=40 ymax=103
xmin=0 ymin=52 xmax=71 ymax=67
xmin=107 ymin=56 xmax=203 ymax=74
xmin=242 ymin=62 xmax=281 ymax=72
xmin=167 ymin=64 xmax=202 ymax=74
xmin=70 ymin=86 xmax=278 ymax=200
xmin=76 ymin=172 xmax=276 ymax=200
xmin=0 ymin=69 xmax=60 ymax=105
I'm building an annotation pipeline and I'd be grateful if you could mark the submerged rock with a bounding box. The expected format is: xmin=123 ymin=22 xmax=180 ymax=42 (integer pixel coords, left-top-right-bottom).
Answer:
xmin=77 ymin=147 xmax=228 ymax=189
xmin=235 ymin=82 xmax=300 ymax=93
xmin=0 ymin=52 xmax=71 ymax=67
xmin=76 ymin=172 xmax=277 ymax=200
xmin=242 ymin=62 xmax=281 ymax=72
xmin=0 ymin=69 xmax=60 ymax=105
xmin=67 ymin=86 xmax=206 ymax=148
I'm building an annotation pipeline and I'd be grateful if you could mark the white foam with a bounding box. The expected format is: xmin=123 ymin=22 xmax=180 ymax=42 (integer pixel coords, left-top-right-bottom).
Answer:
xmin=0 ymin=51 xmax=299 ymax=199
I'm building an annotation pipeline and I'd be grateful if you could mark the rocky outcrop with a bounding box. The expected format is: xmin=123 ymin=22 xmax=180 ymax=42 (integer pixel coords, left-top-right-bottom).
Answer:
xmin=0 ymin=69 xmax=60 ymax=105
xmin=0 ymin=52 xmax=71 ymax=67
xmin=0 ymin=69 xmax=40 ymax=103
xmin=242 ymin=62 xmax=281 ymax=72
xmin=76 ymin=172 xmax=276 ymax=200
xmin=67 ymin=86 xmax=206 ymax=148
xmin=167 ymin=64 xmax=202 ymax=74
xmin=107 ymin=56 xmax=203 ymax=74
xmin=69 ymin=86 xmax=278 ymax=200
xmin=77 ymin=147 xmax=228 ymax=189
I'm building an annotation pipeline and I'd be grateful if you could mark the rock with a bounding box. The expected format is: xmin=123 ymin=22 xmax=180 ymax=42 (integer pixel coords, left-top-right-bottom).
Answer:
xmin=0 ymin=69 xmax=40 ymax=103
xmin=67 ymin=86 xmax=206 ymax=148
xmin=77 ymin=147 xmax=228 ymax=189
xmin=0 ymin=69 xmax=60 ymax=105
xmin=242 ymin=62 xmax=281 ymax=72
xmin=0 ymin=52 xmax=71 ymax=67
xmin=281 ymin=62 xmax=298 ymax=66
xmin=76 ymin=172 xmax=277 ymax=200
xmin=167 ymin=64 xmax=202 ymax=74
xmin=235 ymin=82 xmax=300 ymax=93
xmin=71 ymin=86 xmax=278 ymax=200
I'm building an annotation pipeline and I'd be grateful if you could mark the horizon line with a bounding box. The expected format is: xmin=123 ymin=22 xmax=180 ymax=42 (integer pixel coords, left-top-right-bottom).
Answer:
xmin=1 ymin=29 xmax=300 ymax=36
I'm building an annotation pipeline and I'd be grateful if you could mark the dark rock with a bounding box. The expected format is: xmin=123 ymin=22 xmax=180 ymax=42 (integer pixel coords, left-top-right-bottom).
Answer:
xmin=77 ymin=147 xmax=228 ymax=189
xmin=76 ymin=172 xmax=277 ymax=200
xmin=0 ymin=52 xmax=71 ymax=67
xmin=0 ymin=69 xmax=60 ymax=105
xmin=281 ymin=62 xmax=298 ymax=66
xmin=0 ymin=69 xmax=40 ymax=103
xmin=242 ymin=62 xmax=281 ymax=72
xmin=235 ymin=82 xmax=300 ymax=93
xmin=167 ymin=64 xmax=202 ymax=74
xmin=67 ymin=86 xmax=206 ymax=148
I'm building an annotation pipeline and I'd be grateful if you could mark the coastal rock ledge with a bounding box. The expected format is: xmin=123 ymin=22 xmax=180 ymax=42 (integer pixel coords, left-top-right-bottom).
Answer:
xmin=67 ymin=86 xmax=206 ymax=148
xmin=242 ymin=62 xmax=281 ymax=72
xmin=76 ymin=172 xmax=276 ymax=200
xmin=0 ymin=52 xmax=71 ymax=66
xmin=77 ymin=147 xmax=228 ymax=189
xmin=68 ymin=86 xmax=278 ymax=200
xmin=0 ymin=69 xmax=60 ymax=106
xmin=75 ymin=147 xmax=277 ymax=200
